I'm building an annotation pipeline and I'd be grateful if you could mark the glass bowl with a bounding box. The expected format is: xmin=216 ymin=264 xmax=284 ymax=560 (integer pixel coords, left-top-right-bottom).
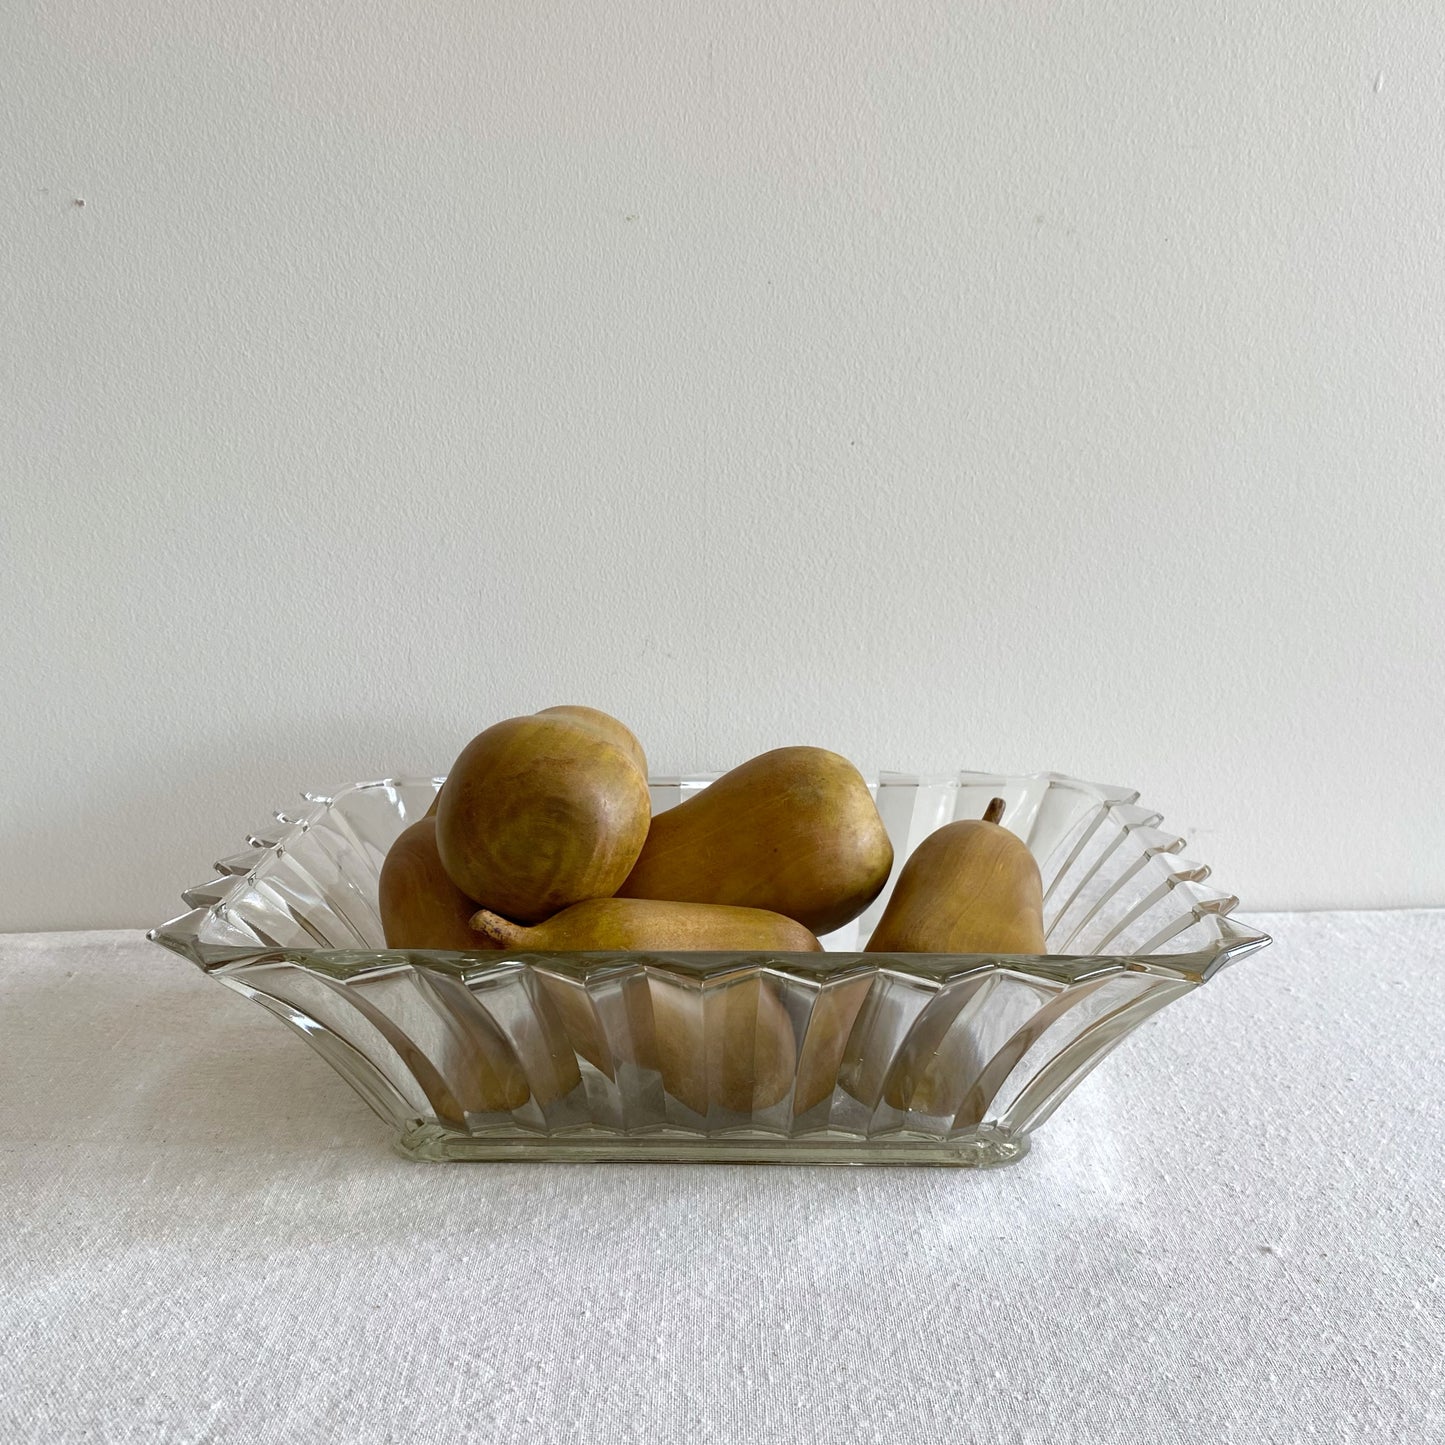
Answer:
xmin=149 ymin=771 xmax=1269 ymax=1168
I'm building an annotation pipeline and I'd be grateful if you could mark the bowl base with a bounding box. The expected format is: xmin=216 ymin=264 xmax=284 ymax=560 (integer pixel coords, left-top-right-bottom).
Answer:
xmin=394 ymin=1121 xmax=1030 ymax=1169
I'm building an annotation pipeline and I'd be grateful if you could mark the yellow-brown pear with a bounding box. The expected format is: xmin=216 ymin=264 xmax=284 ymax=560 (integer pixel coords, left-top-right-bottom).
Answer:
xmin=470 ymin=897 xmax=822 ymax=953
xmin=533 ymin=705 xmax=647 ymax=774
xmin=617 ymin=746 xmax=893 ymax=935
xmin=378 ymin=818 xmax=485 ymax=952
xmin=435 ymin=707 xmax=650 ymax=922
xmin=865 ymin=798 xmax=1047 ymax=955
xmin=648 ymin=973 xmax=798 ymax=1115
xmin=377 ymin=818 xmax=538 ymax=1114
xmin=472 ymin=899 xmax=810 ymax=1116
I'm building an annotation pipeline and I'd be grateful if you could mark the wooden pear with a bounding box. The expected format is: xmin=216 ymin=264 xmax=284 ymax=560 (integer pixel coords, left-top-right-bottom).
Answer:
xmin=648 ymin=972 xmax=798 ymax=1115
xmin=617 ymin=746 xmax=893 ymax=935
xmin=865 ymin=798 xmax=1047 ymax=955
xmin=475 ymin=900 xmax=809 ymax=1115
xmin=378 ymin=817 xmax=485 ymax=952
xmin=532 ymin=967 xmax=802 ymax=1115
xmin=790 ymin=973 xmax=877 ymax=1116
xmin=533 ymin=704 xmax=647 ymax=774
xmin=377 ymin=818 xmax=536 ymax=1114
xmin=435 ymin=706 xmax=650 ymax=922
xmin=470 ymin=897 xmax=822 ymax=953
xmin=532 ymin=969 xmax=636 ymax=1080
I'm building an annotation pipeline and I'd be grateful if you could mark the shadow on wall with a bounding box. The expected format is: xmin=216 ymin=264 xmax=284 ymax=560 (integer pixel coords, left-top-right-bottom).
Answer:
xmin=0 ymin=713 xmax=450 ymax=934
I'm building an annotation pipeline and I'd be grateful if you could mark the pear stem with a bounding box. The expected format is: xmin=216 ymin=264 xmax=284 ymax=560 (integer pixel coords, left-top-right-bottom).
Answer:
xmin=470 ymin=909 xmax=529 ymax=947
xmin=984 ymin=797 xmax=1006 ymax=825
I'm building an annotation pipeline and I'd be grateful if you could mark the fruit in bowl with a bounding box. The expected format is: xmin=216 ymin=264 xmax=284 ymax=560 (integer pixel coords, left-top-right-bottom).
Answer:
xmin=616 ymin=745 xmax=895 ymax=935
xmin=387 ymin=705 xmax=1030 ymax=960
xmin=381 ymin=705 xmax=1057 ymax=1118
xmin=866 ymin=797 xmax=1046 ymax=955
xmin=433 ymin=707 xmax=651 ymax=923
xmin=149 ymin=702 xmax=1269 ymax=1165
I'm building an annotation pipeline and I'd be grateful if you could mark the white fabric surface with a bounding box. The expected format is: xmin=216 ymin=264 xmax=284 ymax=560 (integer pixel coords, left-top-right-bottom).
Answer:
xmin=2 ymin=913 xmax=1442 ymax=1444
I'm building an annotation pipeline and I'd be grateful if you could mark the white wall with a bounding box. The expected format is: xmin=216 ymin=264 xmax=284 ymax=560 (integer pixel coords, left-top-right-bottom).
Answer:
xmin=4 ymin=2 xmax=1443 ymax=931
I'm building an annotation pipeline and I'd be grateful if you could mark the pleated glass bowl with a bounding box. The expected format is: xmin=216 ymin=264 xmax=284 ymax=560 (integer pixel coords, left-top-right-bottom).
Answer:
xmin=149 ymin=771 xmax=1269 ymax=1168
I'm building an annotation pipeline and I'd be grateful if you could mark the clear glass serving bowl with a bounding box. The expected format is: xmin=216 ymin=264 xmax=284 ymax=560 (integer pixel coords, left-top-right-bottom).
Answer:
xmin=149 ymin=771 xmax=1269 ymax=1168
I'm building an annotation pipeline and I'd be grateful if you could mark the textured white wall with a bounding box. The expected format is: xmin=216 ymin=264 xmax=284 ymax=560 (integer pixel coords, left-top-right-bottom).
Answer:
xmin=4 ymin=2 xmax=1443 ymax=930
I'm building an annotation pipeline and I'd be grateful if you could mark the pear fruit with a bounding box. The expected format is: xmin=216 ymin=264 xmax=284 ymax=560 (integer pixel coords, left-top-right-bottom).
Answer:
xmin=377 ymin=818 xmax=537 ymax=1114
xmin=865 ymin=798 xmax=1047 ymax=955
xmin=532 ymin=970 xmax=630 ymax=1079
xmin=649 ymin=973 xmax=798 ymax=1115
xmin=469 ymin=897 xmax=822 ymax=953
xmin=435 ymin=707 xmax=650 ymax=922
xmin=535 ymin=967 xmax=801 ymax=1115
xmin=534 ymin=704 xmax=647 ymax=774
xmin=790 ymin=973 xmax=876 ymax=1116
xmin=378 ymin=817 xmax=485 ymax=952
xmin=617 ymin=746 xmax=892 ymax=935
xmin=473 ymin=899 xmax=811 ymax=1115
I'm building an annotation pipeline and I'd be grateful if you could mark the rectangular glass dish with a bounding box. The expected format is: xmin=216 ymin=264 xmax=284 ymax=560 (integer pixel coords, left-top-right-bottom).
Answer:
xmin=150 ymin=771 xmax=1269 ymax=1168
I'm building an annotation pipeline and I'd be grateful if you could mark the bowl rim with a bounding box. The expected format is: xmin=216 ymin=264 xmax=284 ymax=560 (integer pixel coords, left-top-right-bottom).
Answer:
xmin=148 ymin=770 xmax=1272 ymax=988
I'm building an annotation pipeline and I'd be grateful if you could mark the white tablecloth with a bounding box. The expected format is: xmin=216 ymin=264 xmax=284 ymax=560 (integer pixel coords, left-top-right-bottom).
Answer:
xmin=2 ymin=913 xmax=1442 ymax=1444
